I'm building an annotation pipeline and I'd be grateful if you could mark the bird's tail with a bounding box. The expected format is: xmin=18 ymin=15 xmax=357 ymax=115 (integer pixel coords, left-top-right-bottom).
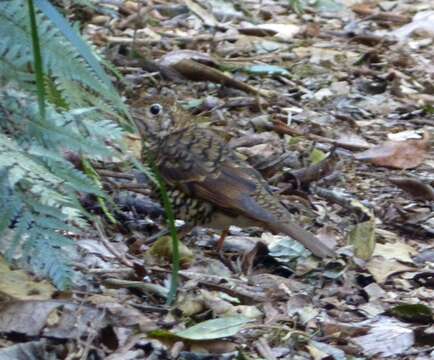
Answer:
xmin=268 ymin=220 xmax=334 ymax=258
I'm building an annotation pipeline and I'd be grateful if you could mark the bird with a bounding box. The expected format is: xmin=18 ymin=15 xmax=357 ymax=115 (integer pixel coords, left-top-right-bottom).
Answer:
xmin=131 ymin=97 xmax=334 ymax=258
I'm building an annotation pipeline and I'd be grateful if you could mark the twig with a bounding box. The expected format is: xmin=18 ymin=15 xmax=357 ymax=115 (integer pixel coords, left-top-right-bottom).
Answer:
xmin=103 ymin=278 xmax=168 ymax=298
xmin=95 ymin=220 xmax=134 ymax=268
xmin=269 ymin=119 xmax=371 ymax=151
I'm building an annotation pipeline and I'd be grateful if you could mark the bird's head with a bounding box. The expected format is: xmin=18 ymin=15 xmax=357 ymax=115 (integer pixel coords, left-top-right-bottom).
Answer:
xmin=132 ymin=97 xmax=190 ymax=141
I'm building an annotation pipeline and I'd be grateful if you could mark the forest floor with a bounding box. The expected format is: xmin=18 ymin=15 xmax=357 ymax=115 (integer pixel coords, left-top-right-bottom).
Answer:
xmin=1 ymin=0 xmax=434 ymax=359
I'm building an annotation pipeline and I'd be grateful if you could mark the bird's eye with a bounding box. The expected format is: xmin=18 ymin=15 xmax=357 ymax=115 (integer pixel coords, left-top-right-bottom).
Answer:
xmin=149 ymin=103 xmax=162 ymax=116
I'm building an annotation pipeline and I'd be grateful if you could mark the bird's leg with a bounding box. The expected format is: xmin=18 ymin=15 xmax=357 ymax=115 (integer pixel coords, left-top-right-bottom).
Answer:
xmin=216 ymin=227 xmax=238 ymax=272
xmin=217 ymin=227 xmax=229 ymax=253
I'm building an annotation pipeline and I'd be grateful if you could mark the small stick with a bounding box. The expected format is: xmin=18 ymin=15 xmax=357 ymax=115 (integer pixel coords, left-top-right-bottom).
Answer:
xmin=95 ymin=220 xmax=134 ymax=268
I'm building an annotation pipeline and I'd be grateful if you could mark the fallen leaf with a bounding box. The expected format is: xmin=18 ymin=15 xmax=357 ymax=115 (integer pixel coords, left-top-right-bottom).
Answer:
xmin=316 ymin=227 xmax=338 ymax=253
xmin=373 ymin=242 xmax=417 ymax=263
xmin=387 ymin=129 xmax=423 ymax=141
xmin=354 ymin=131 xmax=430 ymax=169
xmin=184 ymin=0 xmax=217 ymax=27
xmin=363 ymin=283 xmax=386 ymax=300
xmin=0 ymin=300 xmax=64 ymax=336
xmin=266 ymin=233 xmax=312 ymax=260
xmin=359 ymin=300 xmax=386 ymax=317
xmin=244 ymin=64 xmax=290 ymax=76
xmin=305 ymin=342 xmax=329 ymax=360
xmin=348 ymin=218 xmax=376 ymax=261
xmin=389 ymin=177 xmax=434 ymax=201
xmin=387 ymin=303 xmax=433 ymax=324
xmin=335 ymin=132 xmax=371 ymax=150
xmin=0 ymin=341 xmax=50 ymax=359
xmin=159 ymin=49 xmax=217 ymax=68
xmin=309 ymin=148 xmax=327 ymax=165
xmin=366 ymin=257 xmax=416 ymax=284
xmin=0 ymin=256 xmax=54 ymax=300
xmin=174 ymin=316 xmax=251 ymax=340
xmin=167 ymin=58 xmax=271 ymax=96
xmin=148 ymin=235 xmax=194 ymax=267
xmin=353 ymin=317 xmax=414 ymax=357
xmin=190 ymin=340 xmax=238 ymax=355
xmin=287 ymin=295 xmax=319 ymax=324
xmin=240 ymin=23 xmax=300 ymax=41
xmin=308 ymin=340 xmax=347 ymax=360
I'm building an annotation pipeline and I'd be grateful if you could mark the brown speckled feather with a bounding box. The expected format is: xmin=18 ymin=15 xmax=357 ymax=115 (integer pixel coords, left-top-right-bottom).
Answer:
xmin=133 ymin=98 xmax=333 ymax=258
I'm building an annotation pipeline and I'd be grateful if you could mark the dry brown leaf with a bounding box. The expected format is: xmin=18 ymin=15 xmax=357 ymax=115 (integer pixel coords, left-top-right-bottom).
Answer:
xmin=389 ymin=177 xmax=434 ymax=200
xmin=159 ymin=49 xmax=217 ymax=68
xmin=0 ymin=300 xmax=65 ymax=336
xmin=240 ymin=23 xmax=300 ymax=41
xmin=0 ymin=256 xmax=54 ymax=300
xmin=171 ymin=59 xmax=271 ymax=96
xmin=366 ymin=257 xmax=416 ymax=284
xmin=373 ymin=242 xmax=417 ymax=263
xmin=354 ymin=131 xmax=430 ymax=169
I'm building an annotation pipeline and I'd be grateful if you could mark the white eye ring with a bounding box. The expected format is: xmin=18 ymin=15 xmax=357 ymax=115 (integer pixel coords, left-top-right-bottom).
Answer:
xmin=149 ymin=103 xmax=162 ymax=116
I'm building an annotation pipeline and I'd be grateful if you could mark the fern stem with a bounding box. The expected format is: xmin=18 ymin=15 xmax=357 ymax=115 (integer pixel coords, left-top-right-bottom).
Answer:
xmin=27 ymin=0 xmax=46 ymax=119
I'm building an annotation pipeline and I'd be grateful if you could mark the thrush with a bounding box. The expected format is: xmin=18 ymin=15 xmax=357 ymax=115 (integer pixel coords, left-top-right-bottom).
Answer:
xmin=132 ymin=97 xmax=333 ymax=258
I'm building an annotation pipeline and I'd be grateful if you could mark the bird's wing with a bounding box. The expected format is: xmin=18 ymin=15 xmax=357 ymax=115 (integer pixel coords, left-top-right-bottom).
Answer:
xmin=155 ymin=128 xmax=334 ymax=258
xmin=155 ymin=128 xmax=278 ymax=221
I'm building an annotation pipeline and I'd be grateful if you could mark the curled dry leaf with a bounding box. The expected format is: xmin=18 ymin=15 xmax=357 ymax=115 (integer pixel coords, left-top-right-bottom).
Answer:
xmin=183 ymin=0 xmax=218 ymax=27
xmin=389 ymin=177 xmax=434 ymax=201
xmin=171 ymin=59 xmax=271 ymax=97
xmin=366 ymin=257 xmax=416 ymax=284
xmin=159 ymin=50 xmax=218 ymax=68
xmin=158 ymin=50 xmax=271 ymax=96
xmin=354 ymin=130 xmax=430 ymax=169
xmin=239 ymin=23 xmax=300 ymax=41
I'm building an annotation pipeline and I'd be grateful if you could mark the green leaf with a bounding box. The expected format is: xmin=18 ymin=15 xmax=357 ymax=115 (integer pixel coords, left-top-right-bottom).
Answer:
xmin=174 ymin=316 xmax=252 ymax=340
xmin=348 ymin=217 xmax=376 ymax=261
xmin=309 ymin=148 xmax=327 ymax=165
xmin=388 ymin=304 xmax=433 ymax=324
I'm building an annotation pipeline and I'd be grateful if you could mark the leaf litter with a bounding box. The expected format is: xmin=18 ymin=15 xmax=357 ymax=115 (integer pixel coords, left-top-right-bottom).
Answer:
xmin=1 ymin=0 xmax=433 ymax=358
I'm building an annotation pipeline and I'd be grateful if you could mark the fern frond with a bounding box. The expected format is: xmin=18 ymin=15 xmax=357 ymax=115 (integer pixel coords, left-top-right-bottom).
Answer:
xmin=0 ymin=0 xmax=128 ymax=119
xmin=0 ymin=88 xmax=124 ymax=288
xmin=0 ymin=0 xmax=131 ymax=289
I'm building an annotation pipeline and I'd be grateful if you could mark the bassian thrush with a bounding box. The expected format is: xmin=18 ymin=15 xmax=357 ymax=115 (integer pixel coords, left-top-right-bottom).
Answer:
xmin=132 ymin=97 xmax=333 ymax=258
